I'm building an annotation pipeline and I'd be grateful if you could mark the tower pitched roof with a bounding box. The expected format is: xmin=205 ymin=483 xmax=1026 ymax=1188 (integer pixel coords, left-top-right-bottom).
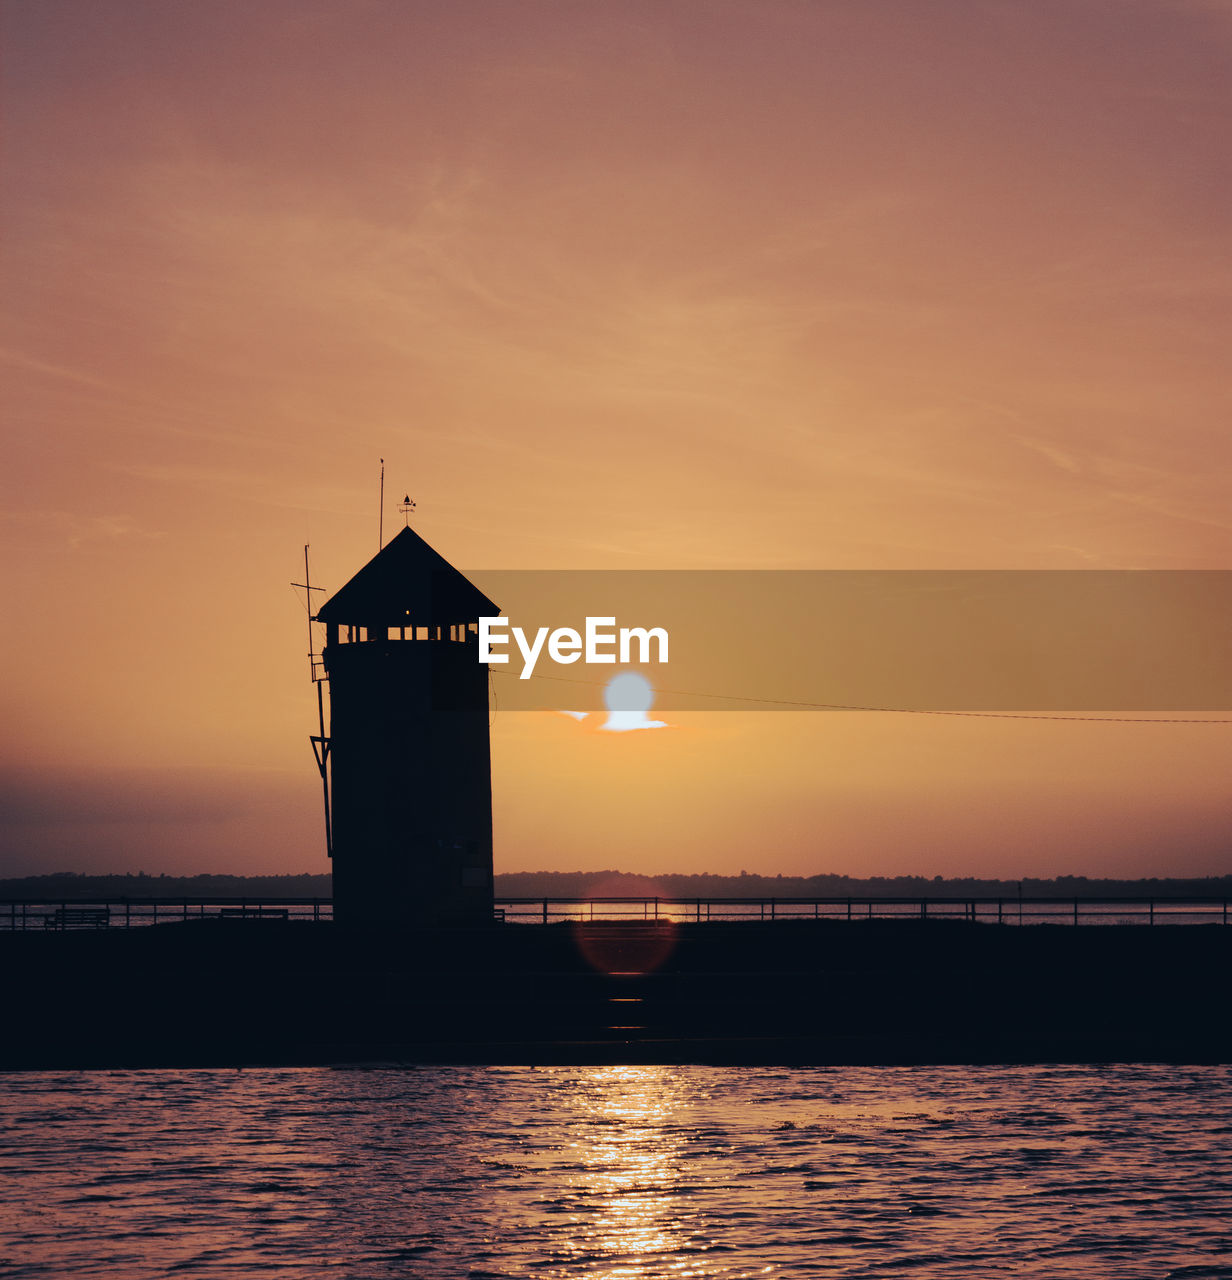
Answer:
xmin=316 ymin=526 xmax=497 ymax=626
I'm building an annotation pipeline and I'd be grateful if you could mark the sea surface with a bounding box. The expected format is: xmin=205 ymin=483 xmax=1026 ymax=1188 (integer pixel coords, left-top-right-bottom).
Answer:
xmin=1 ymin=1065 xmax=1230 ymax=1278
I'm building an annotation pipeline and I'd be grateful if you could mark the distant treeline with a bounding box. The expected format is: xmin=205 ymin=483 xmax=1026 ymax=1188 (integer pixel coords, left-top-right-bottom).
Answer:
xmin=3 ymin=869 xmax=1231 ymax=900
xmin=495 ymin=870 xmax=1232 ymax=899
xmin=0 ymin=872 xmax=333 ymax=899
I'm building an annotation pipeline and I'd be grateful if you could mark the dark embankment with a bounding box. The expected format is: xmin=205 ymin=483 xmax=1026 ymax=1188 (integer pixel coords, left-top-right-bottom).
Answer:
xmin=4 ymin=920 xmax=1229 ymax=1067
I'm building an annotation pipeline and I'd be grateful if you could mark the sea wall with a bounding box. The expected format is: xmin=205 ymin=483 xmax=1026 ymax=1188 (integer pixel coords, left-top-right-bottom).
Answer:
xmin=4 ymin=920 xmax=1229 ymax=1067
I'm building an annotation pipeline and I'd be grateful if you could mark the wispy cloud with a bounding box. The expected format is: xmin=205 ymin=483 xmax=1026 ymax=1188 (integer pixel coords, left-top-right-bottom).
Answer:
xmin=0 ymin=510 xmax=161 ymax=548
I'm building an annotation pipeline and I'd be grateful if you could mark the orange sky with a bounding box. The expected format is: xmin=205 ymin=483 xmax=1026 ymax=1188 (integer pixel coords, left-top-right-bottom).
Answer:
xmin=3 ymin=0 xmax=1231 ymax=879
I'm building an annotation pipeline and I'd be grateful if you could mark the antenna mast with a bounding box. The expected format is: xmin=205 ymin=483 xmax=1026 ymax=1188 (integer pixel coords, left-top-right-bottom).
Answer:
xmin=292 ymin=545 xmax=333 ymax=860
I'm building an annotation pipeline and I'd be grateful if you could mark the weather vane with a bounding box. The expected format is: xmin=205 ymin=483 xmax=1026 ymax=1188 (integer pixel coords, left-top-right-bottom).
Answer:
xmin=399 ymin=494 xmax=416 ymax=526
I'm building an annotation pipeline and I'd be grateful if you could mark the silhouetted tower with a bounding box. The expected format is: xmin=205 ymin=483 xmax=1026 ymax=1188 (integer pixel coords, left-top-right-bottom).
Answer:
xmin=316 ymin=527 xmax=498 ymax=928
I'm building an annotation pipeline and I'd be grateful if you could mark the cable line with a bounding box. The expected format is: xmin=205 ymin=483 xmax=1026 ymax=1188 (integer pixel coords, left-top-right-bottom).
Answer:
xmin=491 ymin=669 xmax=1232 ymax=723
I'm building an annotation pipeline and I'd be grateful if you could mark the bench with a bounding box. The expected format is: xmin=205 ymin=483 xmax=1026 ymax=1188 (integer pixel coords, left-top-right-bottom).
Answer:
xmin=45 ymin=907 xmax=110 ymax=930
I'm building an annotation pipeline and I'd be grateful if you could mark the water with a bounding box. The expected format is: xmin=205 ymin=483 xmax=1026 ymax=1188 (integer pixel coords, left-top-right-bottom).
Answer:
xmin=2 ymin=1066 xmax=1230 ymax=1278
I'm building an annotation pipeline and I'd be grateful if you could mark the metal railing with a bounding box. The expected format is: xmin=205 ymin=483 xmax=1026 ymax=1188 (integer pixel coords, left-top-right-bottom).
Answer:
xmin=494 ymin=895 xmax=1232 ymax=926
xmin=2 ymin=898 xmax=332 ymax=931
xmin=3 ymin=895 xmax=1228 ymax=930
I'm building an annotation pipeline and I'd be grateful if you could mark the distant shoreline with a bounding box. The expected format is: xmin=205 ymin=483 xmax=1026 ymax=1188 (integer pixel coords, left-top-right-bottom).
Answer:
xmin=3 ymin=869 xmax=1230 ymax=901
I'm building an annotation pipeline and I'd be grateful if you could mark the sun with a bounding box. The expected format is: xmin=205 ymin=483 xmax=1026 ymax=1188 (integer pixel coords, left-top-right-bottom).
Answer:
xmin=600 ymin=672 xmax=668 ymax=733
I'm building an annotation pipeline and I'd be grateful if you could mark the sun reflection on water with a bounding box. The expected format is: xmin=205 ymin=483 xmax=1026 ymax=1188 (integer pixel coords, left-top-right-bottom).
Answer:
xmin=564 ymin=1066 xmax=700 ymax=1277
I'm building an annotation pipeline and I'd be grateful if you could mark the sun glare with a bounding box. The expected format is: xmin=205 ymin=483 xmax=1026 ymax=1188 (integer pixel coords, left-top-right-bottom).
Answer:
xmin=601 ymin=673 xmax=668 ymax=733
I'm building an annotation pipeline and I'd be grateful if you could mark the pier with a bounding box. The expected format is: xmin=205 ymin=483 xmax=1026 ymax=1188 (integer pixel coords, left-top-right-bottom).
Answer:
xmin=4 ymin=894 xmax=1229 ymax=930
xmin=5 ymin=903 xmax=1230 ymax=1068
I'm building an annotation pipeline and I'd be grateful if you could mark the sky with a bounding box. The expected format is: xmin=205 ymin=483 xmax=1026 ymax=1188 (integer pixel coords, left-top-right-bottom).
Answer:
xmin=3 ymin=0 xmax=1231 ymax=880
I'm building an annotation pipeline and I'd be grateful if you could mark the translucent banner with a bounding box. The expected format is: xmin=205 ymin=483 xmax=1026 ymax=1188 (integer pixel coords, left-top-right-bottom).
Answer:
xmin=460 ymin=571 xmax=1232 ymax=712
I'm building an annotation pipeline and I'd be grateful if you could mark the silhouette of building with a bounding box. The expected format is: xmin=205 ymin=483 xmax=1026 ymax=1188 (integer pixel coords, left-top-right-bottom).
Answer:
xmin=316 ymin=527 xmax=497 ymax=927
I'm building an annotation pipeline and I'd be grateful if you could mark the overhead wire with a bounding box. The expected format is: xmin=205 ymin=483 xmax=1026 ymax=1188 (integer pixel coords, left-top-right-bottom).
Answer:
xmin=491 ymin=668 xmax=1232 ymax=724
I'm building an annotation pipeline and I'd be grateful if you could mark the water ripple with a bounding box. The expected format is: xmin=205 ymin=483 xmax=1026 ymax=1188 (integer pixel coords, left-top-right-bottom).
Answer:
xmin=1 ymin=1065 xmax=1230 ymax=1277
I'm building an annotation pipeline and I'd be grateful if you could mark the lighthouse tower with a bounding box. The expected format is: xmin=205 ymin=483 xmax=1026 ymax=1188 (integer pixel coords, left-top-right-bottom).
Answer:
xmin=315 ymin=527 xmax=498 ymax=928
